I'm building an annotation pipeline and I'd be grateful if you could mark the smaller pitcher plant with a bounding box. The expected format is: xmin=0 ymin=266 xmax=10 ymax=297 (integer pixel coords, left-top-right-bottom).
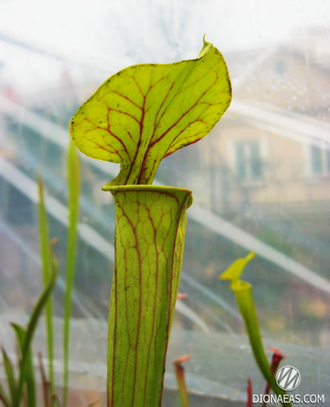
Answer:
xmin=70 ymin=36 xmax=232 ymax=406
xmin=220 ymin=253 xmax=292 ymax=407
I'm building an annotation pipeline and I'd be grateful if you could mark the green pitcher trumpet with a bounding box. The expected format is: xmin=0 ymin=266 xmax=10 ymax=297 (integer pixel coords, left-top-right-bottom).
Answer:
xmin=70 ymin=35 xmax=231 ymax=406
xmin=104 ymin=185 xmax=192 ymax=406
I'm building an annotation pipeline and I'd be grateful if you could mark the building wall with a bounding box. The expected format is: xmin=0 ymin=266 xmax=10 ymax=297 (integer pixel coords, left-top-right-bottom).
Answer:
xmin=198 ymin=111 xmax=330 ymax=214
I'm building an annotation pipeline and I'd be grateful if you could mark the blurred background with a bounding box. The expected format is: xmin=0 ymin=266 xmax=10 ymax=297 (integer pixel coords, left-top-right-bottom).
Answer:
xmin=0 ymin=0 xmax=329 ymax=404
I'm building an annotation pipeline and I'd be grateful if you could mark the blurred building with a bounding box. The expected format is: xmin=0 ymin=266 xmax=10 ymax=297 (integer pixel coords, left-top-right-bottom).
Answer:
xmin=192 ymin=32 xmax=330 ymax=218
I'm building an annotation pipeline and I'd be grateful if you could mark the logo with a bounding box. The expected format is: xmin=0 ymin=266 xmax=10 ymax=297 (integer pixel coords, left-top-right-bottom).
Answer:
xmin=275 ymin=365 xmax=301 ymax=391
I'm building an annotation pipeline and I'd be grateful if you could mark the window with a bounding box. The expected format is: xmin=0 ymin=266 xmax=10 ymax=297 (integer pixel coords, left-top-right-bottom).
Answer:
xmin=235 ymin=141 xmax=264 ymax=184
xmin=310 ymin=145 xmax=330 ymax=177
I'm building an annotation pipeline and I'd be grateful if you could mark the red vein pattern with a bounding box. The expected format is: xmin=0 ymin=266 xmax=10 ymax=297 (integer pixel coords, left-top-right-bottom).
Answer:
xmin=70 ymin=46 xmax=231 ymax=186
xmin=106 ymin=186 xmax=192 ymax=407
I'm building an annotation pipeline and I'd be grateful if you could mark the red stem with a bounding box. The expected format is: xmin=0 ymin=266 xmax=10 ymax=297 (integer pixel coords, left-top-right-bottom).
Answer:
xmin=173 ymin=355 xmax=190 ymax=407
xmin=263 ymin=346 xmax=285 ymax=407
xmin=247 ymin=378 xmax=252 ymax=407
xmin=38 ymin=352 xmax=50 ymax=407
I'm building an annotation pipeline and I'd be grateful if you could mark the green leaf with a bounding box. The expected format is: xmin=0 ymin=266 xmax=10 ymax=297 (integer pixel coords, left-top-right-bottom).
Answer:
xmin=51 ymin=394 xmax=61 ymax=406
xmin=87 ymin=402 xmax=101 ymax=407
xmin=220 ymin=253 xmax=292 ymax=407
xmin=106 ymin=185 xmax=192 ymax=406
xmin=0 ymin=381 xmax=10 ymax=407
xmin=38 ymin=177 xmax=55 ymax=397
xmin=2 ymin=347 xmax=17 ymax=404
xmin=220 ymin=251 xmax=255 ymax=290
xmin=11 ymin=323 xmax=36 ymax=407
xmin=62 ymin=141 xmax=80 ymax=407
xmin=70 ymin=36 xmax=231 ymax=186
xmin=16 ymin=244 xmax=58 ymax=405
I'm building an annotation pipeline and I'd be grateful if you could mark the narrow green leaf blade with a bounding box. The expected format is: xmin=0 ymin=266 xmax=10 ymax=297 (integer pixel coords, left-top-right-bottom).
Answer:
xmin=0 ymin=381 xmax=10 ymax=407
xmin=16 ymin=248 xmax=58 ymax=404
xmin=70 ymin=36 xmax=231 ymax=186
xmin=220 ymin=253 xmax=291 ymax=407
xmin=1 ymin=347 xmax=17 ymax=404
xmin=38 ymin=177 xmax=55 ymax=396
xmin=62 ymin=141 xmax=80 ymax=407
xmin=11 ymin=323 xmax=36 ymax=407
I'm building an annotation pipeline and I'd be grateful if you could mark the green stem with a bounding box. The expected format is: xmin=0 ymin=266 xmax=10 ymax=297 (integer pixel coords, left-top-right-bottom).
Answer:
xmin=62 ymin=141 xmax=80 ymax=407
xmin=234 ymin=286 xmax=290 ymax=405
xmin=16 ymin=256 xmax=57 ymax=406
xmin=38 ymin=177 xmax=55 ymax=400
xmin=0 ymin=381 xmax=10 ymax=406
xmin=2 ymin=347 xmax=17 ymax=405
xmin=220 ymin=253 xmax=291 ymax=407
xmin=11 ymin=324 xmax=36 ymax=407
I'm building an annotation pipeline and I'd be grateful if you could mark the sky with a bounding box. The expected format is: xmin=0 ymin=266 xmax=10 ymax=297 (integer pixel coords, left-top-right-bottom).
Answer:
xmin=0 ymin=0 xmax=330 ymax=91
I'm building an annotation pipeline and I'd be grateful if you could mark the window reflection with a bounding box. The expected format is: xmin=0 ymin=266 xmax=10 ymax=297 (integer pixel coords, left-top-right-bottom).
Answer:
xmin=310 ymin=145 xmax=330 ymax=178
xmin=234 ymin=141 xmax=263 ymax=183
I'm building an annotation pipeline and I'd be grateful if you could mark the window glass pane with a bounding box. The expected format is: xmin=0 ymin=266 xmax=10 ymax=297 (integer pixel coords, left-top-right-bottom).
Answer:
xmin=311 ymin=145 xmax=323 ymax=174
xmin=250 ymin=141 xmax=263 ymax=180
xmin=326 ymin=149 xmax=330 ymax=173
xmin=0 ymin=0 xmax=330 ymax=404
xmin=235 ymin=143 xmax=247 ymax=180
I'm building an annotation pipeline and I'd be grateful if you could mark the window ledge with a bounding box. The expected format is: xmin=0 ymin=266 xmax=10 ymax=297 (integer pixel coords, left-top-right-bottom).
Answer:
xmin=0 ymin=312 xmax=328 ymax=406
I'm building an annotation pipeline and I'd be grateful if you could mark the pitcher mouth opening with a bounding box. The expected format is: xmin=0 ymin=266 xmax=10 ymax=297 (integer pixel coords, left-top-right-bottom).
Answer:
xmin=101 ymin=184 xmax=193 ymax=209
